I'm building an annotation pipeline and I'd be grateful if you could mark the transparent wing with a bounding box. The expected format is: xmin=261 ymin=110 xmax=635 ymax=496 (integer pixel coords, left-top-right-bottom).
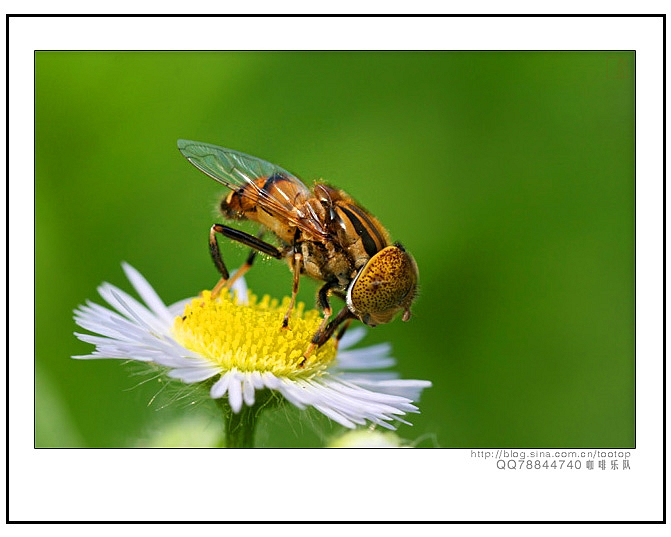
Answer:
xmin=178 ymin=140 xmax=327 ymax=237
xmin=178 ymin=140 xmax=300 ymax=190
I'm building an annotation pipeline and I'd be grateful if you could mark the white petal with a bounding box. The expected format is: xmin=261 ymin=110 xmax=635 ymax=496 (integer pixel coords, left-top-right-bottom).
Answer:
xmin=249 ymin=370 xmax=265 ymax=389
xmin=312 ymin=403 xmax=358 ymax=429
xmin=97 ymin=284 xmax=165 ymax=335
xmin=242 ymin=375 xmax=256 ymax=406
xmin=261 ymin=371 xmax=281 ymax=390
xmin=210 ymin=373 xmax=231 ymax=399
xmin=273 ymin=378 xmax=314 ymax=409
xmin=352 ymin=378 xmax=432 ymax=402
xmin=336 ymin=342 xmax=395 ymax=370
xmin=227 ymin=371 xmax=243 ymax=413
xmin=168 ymin=364 xmax=221 ymax=383
xmin=122 ymin=262 xmax=174 ymax=324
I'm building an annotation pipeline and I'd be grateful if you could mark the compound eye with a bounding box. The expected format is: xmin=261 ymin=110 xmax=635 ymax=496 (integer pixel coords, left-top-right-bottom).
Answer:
xmin=346 ymin=245 xmax=418 ymax=326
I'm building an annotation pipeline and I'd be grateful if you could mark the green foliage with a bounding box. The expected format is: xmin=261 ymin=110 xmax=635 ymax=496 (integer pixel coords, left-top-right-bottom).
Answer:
xmin=36 ymin=51 xmax=634 ymax=447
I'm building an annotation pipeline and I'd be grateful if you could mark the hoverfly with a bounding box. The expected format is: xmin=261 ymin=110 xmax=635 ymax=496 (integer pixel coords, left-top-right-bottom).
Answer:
xmin=177 ymin=140 xmax=418 ymax=358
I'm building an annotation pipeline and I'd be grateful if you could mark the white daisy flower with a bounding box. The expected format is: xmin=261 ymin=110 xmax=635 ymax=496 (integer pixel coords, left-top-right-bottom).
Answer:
xmin=73 ymin=263 xmax=431 ymax=440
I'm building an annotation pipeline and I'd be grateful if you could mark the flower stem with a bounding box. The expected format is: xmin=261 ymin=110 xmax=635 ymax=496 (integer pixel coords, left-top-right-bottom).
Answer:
xmin=216 ymin=391 xmax=274 ymax=448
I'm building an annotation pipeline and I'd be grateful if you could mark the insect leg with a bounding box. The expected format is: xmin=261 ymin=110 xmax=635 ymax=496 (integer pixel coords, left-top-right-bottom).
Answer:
xmin=209 ymin=224 xmax=283 ymax=298
xmin=225 ymin=231 xmax=267 ymax=291
xmin=316 ymin=306 xmax=356 ymax=346
xmin=301 ymin=280 xmax=344 ymax=362
xmin=282 ymin=229 xmax=303 ymax=329
xmin=334 ymin=318 xmax=354 ymax=349
xmin=282 ymin=251 xmax=303 ymax=329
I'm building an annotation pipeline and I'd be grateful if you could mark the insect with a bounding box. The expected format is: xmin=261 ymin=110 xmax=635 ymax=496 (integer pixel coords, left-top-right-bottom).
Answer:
xmin=177 ymin=140 xmax=418 ymax=358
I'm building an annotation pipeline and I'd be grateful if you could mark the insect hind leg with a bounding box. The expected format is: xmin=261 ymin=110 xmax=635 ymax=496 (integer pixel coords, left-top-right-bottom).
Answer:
xmin=209 ymin=224 xmax=283 ymax=298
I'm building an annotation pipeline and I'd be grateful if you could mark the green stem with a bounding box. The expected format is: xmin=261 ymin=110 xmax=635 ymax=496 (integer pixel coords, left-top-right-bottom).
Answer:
xmin=216 ymin=390 xmax=274 ymax=448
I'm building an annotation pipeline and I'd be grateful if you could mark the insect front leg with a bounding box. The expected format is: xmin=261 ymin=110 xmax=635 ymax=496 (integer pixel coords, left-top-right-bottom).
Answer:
xmin=209 ymin=224 xmax=283 ymax=298
xmin=301 ymin=280 xmax=343 ymax=362
xmin=335 ymin=318 xmax=354 ymax=349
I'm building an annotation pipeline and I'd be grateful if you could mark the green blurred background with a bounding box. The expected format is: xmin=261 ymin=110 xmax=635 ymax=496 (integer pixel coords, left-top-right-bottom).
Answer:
xmin=35 ymin=51 xmax=634 ymax=448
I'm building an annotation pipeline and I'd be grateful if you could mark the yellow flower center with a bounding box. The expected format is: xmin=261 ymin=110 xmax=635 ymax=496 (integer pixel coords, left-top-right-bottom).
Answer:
xmin=172 ymin=290 xmax=337 ymax=378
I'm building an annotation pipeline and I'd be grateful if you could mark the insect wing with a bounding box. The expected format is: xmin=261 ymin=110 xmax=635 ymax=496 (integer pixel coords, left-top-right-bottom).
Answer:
xmin=177 ymin=140 xmax=294 ymax=188
xmin=178 ymin=140 xmax=326 ymax=237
